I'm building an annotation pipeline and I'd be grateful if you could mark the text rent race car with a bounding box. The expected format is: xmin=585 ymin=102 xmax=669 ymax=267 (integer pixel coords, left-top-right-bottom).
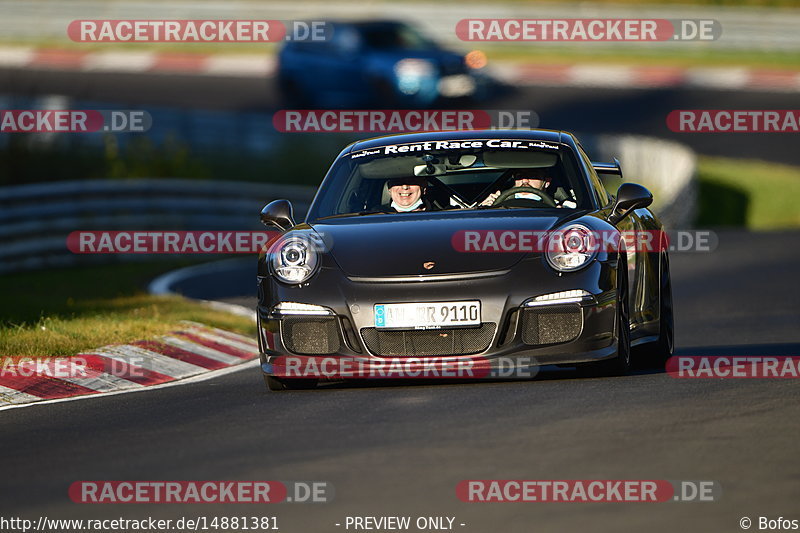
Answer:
xmin=257 ymin=129 xmax=674 ymax=390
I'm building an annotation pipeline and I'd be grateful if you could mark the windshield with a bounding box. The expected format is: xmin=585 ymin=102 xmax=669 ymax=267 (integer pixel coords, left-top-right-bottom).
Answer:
xmin=357 ymin=22 xmax=438 ymax=51
xmin=306 ymin=138 xmax=594 ymax=221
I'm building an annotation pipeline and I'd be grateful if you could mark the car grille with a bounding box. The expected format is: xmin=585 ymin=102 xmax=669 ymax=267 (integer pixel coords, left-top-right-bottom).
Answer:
xmin=360 ymin=323 xmax=496 ymax=357
xmin=440 ymin=60 xmax=467 ymax=77
xmin=521 ymin=305 xmax=582 ymax=345
xmin=281 ymin=316 xmax=341 ymax=355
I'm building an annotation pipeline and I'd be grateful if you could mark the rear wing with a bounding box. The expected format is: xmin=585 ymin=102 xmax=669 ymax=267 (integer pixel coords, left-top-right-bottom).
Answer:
xmin=592 ymin=158 xmax=623 ymax=179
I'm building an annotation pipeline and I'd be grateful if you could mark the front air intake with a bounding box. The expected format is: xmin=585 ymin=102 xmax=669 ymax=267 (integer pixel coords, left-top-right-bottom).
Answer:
xmin=281 ymin=316 xmax=341 ymax=355
xmin=521 ymin=305 xmax=582 ymax=345
xmin=360 ymin=323 xmax=496 ymax=357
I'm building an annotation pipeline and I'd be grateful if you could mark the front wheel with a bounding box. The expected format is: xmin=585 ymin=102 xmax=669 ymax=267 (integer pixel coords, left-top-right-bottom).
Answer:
xmin=580 ymin=256 xmax=631 ymax=377
xmin=639 ymin=253 xmax=674 ymax=367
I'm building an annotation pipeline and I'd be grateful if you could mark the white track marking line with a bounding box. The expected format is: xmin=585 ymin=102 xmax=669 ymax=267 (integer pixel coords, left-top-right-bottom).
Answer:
xmin=570 ymin=65 xmax=636 ymax=88
xmin=194 ymin=301 xmax=256 ymax=321
xmin=0 ymin=359 xmax=259 ymax=412
xmin=685 ymin=67 xmax=749 ymax=89
xmin=204 ymin=55 xmax=274 ymax=77
xmin=81 ymin=51 xmax=156 ymax=72
xmin=0 ymin=47 xmax=34 ymax=67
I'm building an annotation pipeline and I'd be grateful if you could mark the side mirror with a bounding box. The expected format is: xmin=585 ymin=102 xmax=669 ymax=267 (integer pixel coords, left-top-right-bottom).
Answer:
xmin=260 ymin=199 xmax=295 ymax=232
xmin=608 ymin=183 xmax=653 ymax=225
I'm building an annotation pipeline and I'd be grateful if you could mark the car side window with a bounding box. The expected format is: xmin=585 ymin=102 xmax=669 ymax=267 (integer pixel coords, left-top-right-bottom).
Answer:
xmin=329 ymin=26 xmax=361 ymax=56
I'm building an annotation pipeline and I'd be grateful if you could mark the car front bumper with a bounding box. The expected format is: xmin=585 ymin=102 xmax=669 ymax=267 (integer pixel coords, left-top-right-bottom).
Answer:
xmin=258 ymin=257 xmax=622 ymax=379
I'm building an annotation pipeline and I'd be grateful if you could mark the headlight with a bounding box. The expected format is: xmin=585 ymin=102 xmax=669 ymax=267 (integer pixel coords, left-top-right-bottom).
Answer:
xmin=269 ymin=236 xmax=319 ymax=284
xmin=394 ymin=58 xmax=436 ymax=95
xmin=271 ymin=302 xmax=333 ymax=316
xmin=545 ymin=224 xmax=598 ymax=272
xmin=394 ymin=58 xmax=436 ymax=79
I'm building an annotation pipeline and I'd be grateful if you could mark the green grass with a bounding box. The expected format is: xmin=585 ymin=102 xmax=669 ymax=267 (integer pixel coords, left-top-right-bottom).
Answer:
xmin=0 ymin=261 xmax=256 ymax=358
xmin=696 ymin=156 xmax=800 ymax=229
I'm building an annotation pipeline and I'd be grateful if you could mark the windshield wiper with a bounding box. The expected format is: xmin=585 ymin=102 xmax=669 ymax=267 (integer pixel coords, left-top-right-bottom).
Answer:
xmin=316 ymin=210 xmax=389 ymax=220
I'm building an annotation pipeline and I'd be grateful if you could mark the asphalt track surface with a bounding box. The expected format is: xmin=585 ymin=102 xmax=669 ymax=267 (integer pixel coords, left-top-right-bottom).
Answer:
xmin=1 ymin=66 xmax=799 ymax=165
xmin=2 ymin=67 xmax=799 ymax=531
xmin=1 ymin=230 xmax=798 ymax=532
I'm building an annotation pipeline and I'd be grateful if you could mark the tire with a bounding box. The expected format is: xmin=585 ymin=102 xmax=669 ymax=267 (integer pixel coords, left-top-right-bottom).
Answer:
xmin=580 ymin=255 xmax=631 ymax=377
xmin=640 ymin=253 xmax=674 ymax=367
xmin=264 ymin=375 xmax=318 ymax=392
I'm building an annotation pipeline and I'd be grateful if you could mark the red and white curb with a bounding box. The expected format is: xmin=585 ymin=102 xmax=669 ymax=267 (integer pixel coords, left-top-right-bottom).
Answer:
xmin=493 ymin=63 xmax=800 ymax=92
xmin=0 ymin=48 xmax=275 ymax=77
xmin=0 ymin=321 xmax=258 ymax=410
xmin=0 ymin=47 xmax=275 ymax=77
xmin=2 ymin=46 xmax=799 ymax=92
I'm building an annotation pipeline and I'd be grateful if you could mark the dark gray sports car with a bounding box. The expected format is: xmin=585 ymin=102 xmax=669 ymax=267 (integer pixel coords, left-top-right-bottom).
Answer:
xmin=257 ymin=129 xmax=673 ymax=390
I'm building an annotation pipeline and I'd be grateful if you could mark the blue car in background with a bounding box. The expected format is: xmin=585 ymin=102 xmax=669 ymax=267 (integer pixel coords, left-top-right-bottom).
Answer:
xmin=276 ymin=20 xmax=490 ymax=108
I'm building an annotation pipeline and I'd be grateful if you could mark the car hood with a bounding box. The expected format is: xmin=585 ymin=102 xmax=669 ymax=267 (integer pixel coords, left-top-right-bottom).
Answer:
xmin=311 ymin=211 xmax=577 ymax=278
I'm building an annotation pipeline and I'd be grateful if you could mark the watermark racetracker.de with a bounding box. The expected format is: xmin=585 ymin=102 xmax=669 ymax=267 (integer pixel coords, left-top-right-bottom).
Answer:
xmin=264 ymin=355 xmax=541 ymax=380
xmin=68 ymin=20 xmax=331 ymax=43
xmin=65 ymin=230 xmax=717 ymax=255
xmin=272 ymin=110 xmax=539 ymax=133
xmin=455 ymin=19 xmax=721 ymax=42
xmin=667 ymin=356 xmax=800 ymax=378
xmin=67 ymin=231 xmax=282 ymax=254
xmin=457 ymin=480 xmax=721 ymax=502
xmin=667 ymin=110 xmax=800 ymax=133
xmin=0 ymin=110 xmax=151 ymax=133
xmin=69 ymin=480 xmax=333 ymax=504
xmin=0 ymin=516 xmax=279 ymax=532
xmin=451 ymin=229 xmax=718 ymax=254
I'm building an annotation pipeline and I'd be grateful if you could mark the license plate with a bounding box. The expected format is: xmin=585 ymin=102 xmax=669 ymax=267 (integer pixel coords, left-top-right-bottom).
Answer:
xmin=374 ymin=301 xmax=481 ymax=329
